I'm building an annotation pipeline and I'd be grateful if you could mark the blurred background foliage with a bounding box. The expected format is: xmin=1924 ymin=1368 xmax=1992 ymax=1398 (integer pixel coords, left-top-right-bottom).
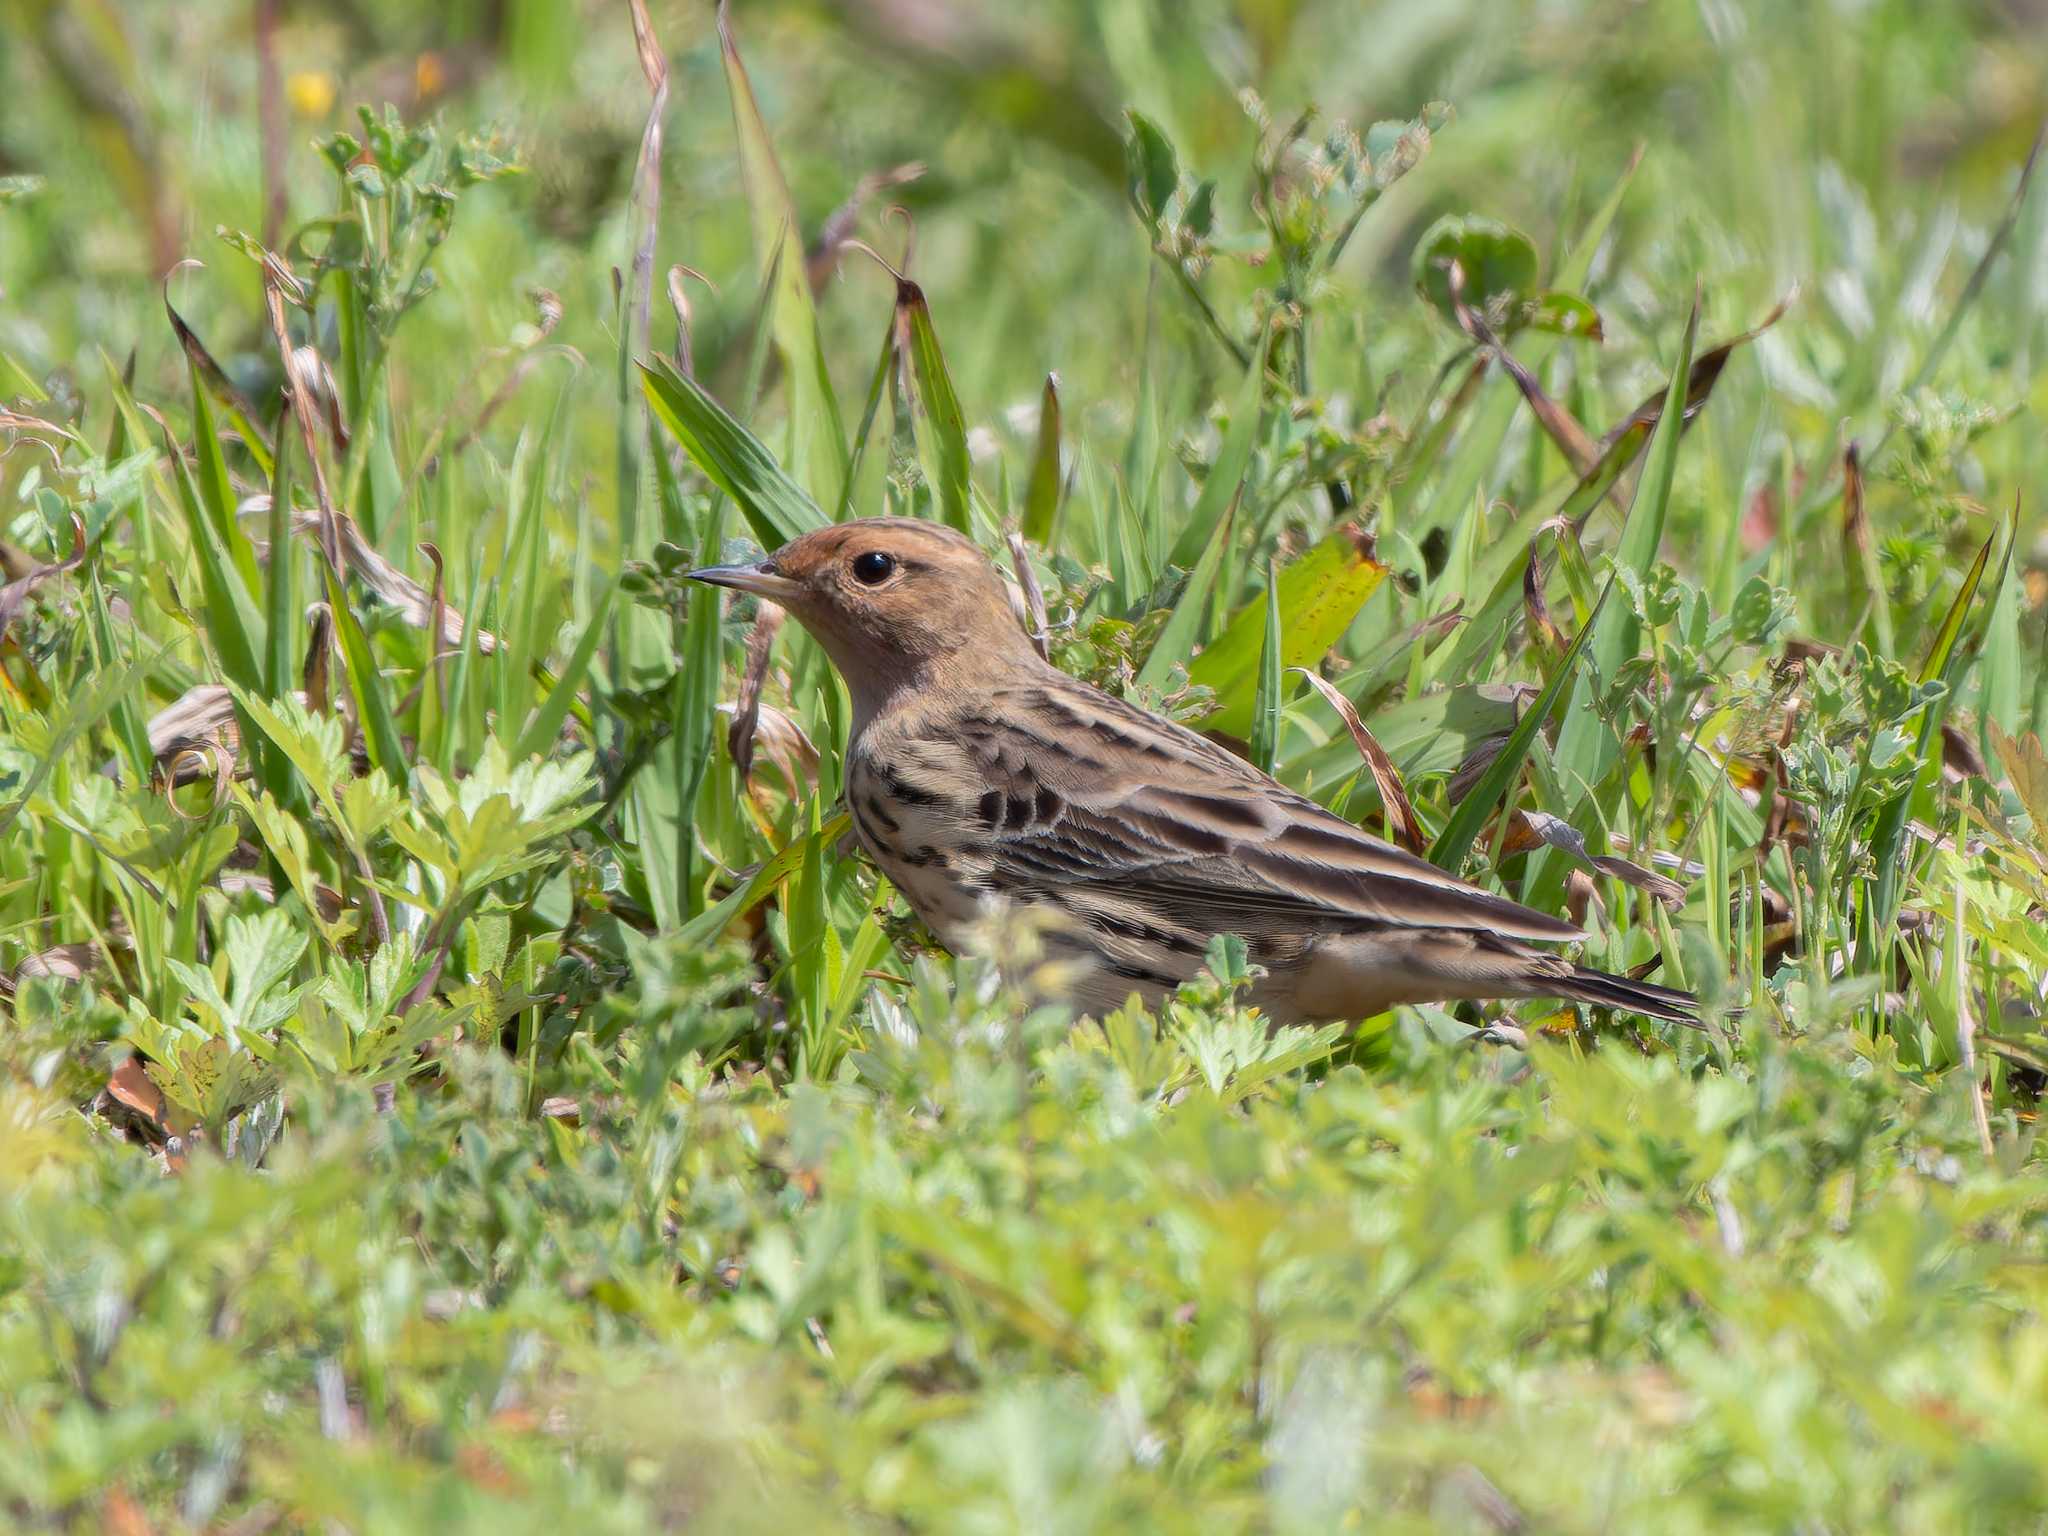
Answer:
xmin=7 ymin=0 xmax=2046 ymax=454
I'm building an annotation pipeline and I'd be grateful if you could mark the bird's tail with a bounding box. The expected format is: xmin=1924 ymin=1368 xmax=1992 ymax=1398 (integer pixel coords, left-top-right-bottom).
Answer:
xmin=1553 ymin=965 xmax=1702 ymax=1026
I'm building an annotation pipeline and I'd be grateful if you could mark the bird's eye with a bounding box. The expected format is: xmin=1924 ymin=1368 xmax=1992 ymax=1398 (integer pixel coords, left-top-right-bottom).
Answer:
xmin=850 ymin=550 xmax=898 ymax=586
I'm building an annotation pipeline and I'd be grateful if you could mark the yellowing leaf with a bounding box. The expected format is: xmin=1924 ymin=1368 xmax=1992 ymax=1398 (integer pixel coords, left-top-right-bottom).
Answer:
xmin=1187 ymin=525 xmax=1389 ymax=738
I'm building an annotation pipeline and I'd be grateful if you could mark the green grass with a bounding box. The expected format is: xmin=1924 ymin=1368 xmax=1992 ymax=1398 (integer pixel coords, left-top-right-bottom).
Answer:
xmin=3 ymin=0 xmax=2048 ymax=1529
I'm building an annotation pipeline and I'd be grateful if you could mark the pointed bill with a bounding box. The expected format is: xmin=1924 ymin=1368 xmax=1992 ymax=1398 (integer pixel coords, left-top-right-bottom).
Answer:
xmin=687 ymin=561 xmax=802 ymax=603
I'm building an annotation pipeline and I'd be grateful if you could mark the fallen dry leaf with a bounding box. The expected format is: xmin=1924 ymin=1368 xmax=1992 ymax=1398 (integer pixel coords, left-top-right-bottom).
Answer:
xmin=1290 ymin=667 xmax=1427 ymax=853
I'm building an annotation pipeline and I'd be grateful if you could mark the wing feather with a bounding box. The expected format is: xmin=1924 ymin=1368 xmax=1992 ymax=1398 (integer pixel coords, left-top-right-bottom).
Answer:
xmin=947 ymin=680 xmax=1582 ymax=944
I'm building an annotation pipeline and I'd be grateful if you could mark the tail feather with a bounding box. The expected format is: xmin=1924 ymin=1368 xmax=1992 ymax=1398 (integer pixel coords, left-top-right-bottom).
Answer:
xmin=1554 ymin=965 xmax=1701 ymax=1026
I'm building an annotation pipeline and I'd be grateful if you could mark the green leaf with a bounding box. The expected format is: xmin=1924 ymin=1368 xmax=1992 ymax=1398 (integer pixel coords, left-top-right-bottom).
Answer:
xmin=898 ymin=280 xmax=972 ymax=532
xmin=0 ymin=648 xmax=160 ymax=840
xmin=1164 ymin=343 xmax=1264 ymax=573
xmin=641 ymin=358 xmax=829 ymax=548
xmin=1524 ymin=288 xmax=1604 ymax=341
xmin=514 ymin=579 xmax=615 ymax=761
xmin=1249 ymin=560 xmax=1283 ymax=776
xmin=1406 ymin=155 xmax=1640 ymax=542
xmin=1021 ymin=374 xmax=1063 ymax=546
xmin=1430 ymin=581 xmax=1614 ymax=875
xmin=1187 ymin=527 xmax=1389 ymax=739
xmin=1137 ymin=498 xmax=1236 ymax=693
xmin=1412 ymin=215 xmax=1539 ymax=328
xmin=1124 ymin=111 xmax=1180 ymax=226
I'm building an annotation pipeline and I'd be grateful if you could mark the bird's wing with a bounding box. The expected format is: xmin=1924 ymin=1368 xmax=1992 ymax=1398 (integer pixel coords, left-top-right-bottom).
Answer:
xmin=954 ymin=680 xmax=1582 ymax=944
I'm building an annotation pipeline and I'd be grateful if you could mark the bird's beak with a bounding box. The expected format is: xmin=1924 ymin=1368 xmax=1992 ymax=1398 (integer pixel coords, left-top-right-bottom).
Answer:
xmin=686 ymin=560 xmax=801 ymax=604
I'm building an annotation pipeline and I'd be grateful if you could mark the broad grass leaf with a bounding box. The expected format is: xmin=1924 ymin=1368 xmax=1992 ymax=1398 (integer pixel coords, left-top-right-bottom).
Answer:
xmin=1164 ymin=343 xmax=1263 ymax=573
xmin=1021 ymin=374 xmax=1063 ymax=546
xmin=641 ymin=359 xmax=828 ymax=547
xmin=1187 ymin=525 xmax=1388 ymax=739
xmin=1136 ymin=498 xmax=1234 ymax=692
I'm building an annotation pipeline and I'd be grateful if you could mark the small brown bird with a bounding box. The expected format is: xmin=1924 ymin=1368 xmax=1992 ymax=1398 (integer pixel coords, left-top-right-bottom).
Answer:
xmin=690 ymin=519 xmax=1697 ymax=1026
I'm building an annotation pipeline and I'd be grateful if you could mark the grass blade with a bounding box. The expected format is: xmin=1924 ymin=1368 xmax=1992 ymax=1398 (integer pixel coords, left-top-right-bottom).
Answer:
xmin=838 ymin=311 xmax=897 ymax=520
xmin=515 ymin=578 xmax=615 ymax=761
xmin=1136 ymin=497 xmax=1235 ymax=692
xmin=1021 ymin=373 xmax=1062 ymax=546
xmin=1249 ymin=559 xmax=1283 ymax=775
xmin=1524 ymin=295 xmax=1701 ymax=907
xmin=673 ymin=811 xmax=854 ymax=950
xmin=324 ymin=569 xmax=406 ymax=779
xmin=1430 ymin=582 xmax=1613 ymax=874
xmin=1865 ymin=502 xmax=2017 ymax=942
xmin=163 ymin=422 xmax=266 ymax=696
xmin=642 ymin=359 xmax=828 ymax=546
xmin=898 ymin=279 xmax=972 ymax=533
xmin=1165 ymin=345 xmax=1264 ymax=572
xmin=717 ymin=0 xmax=847 ymax=504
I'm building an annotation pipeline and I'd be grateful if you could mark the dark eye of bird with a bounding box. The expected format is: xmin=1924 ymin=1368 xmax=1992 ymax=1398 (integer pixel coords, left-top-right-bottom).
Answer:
xmin=851 ymin=550 xmax=897 ymax=586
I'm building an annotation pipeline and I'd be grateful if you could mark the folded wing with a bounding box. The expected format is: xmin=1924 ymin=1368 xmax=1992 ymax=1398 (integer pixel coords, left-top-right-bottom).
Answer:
xmin=958 ymin=680 xmax=1583 ymax=946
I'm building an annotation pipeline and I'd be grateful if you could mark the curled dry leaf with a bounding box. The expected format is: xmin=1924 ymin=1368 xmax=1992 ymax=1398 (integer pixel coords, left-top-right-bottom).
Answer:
xmin=808 ymin=161 xmax=927 ymax=290
xmin=105 ymin=1057 xmax=193 ymax=1170
xmin=291 ymin=342 xmax=350 ymax=454
xmin=242 ymin=500 xmax=499 ymax=652
xmin=106 ymin=1057 xmax=168 ymax=1125
xmin=727 ymin=601 xmax=786 ymax=786
xmin=1989 ymin=720 xmax=2048 ymax=861
xmin=11 ymin=942 xmax=100 ymax=994
xmin=1289 ymin=667 xmax=1426 ymax=854
xmin=217 ymin=869 xmax=346 ymax=924
xmin=100 ymin=1486 xmax=157 ymax=1536
xmin=1007 ymin=531 xmax=1052 ymax=661
xmin=666 ymin=265 xmax=697 ymax=377
xmin=718 ymin=701 xmax=819 ymax=802
xmin=257 ymin=258 xmax=347 ymax=575
xmin=1563 ymin=868 xmax=1603 ymax=930
xmin=303 ymin=602 xmax=335 ymax=712
xmin=1508 ymin=810 xmax=1687 ymax=908
xmin=130 ymin=677 xmax=360 ymax=793
xmin=1447 ymin=257 xmax=1599 ymax=474
xmin=1842 ymin=440 xmax=1871 ymax=567
xmin=142 ymin=683 xmax=239 ymax=786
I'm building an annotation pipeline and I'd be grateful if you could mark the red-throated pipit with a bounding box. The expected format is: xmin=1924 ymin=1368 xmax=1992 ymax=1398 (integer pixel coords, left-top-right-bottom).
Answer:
xmin=691 ymin=519 xmax=1697 ymax=1026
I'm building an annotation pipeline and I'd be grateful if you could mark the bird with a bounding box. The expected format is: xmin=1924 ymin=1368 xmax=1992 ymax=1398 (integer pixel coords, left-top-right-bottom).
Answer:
xmin=689 ymin=518 xmax=1698 ymax=1027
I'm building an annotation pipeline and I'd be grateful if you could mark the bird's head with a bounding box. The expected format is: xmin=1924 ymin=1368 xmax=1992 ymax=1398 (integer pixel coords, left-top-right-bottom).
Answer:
xmin=688 ymin=519 xmax=1041 ymax=712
